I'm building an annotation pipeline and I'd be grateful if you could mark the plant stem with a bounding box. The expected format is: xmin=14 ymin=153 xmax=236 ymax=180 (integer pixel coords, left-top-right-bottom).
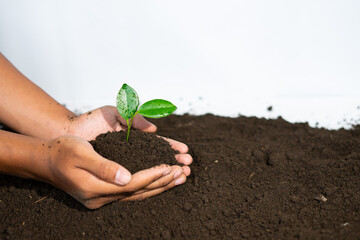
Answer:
xmin=126 ymin=119 xmax=130 ymax=142
xmin=126 ymin=114 xmax=137 ymax=142
xmin=130 ymin=114 xmax=136 ymax=128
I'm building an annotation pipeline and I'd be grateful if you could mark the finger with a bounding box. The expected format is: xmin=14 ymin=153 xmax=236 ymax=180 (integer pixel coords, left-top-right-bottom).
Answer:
xmin=175 ymin=153 xmax=193 ymax=165
xmin=160 ymin=136 xmax=189 ymax=153
xmin=122 ymin=164 xmax=172 ymax=192
xmin=82 ymin=164 xmax=172 ymax=196
xmin=133 ymin=114 xmax=157 ymax=132
xmin=83 ymin=168 xmax=187 ymax=208
xmin=76 ymin=149 xmax=132 ymax=186
xmin=82 ymin=170 xmax=185 ymax=208
xmin=81 ymin=195 xmax=126 ymax=210
xmin=81 ymin=166 xmax=182 ymax=208
xmin=136 ymin=165 xmax=183 ymax=192
xmin=182 ymin=165 xmax=191 ymax=176
xmin=113 ymin=121 xmax=125 ymax=131
xmin=121 ymin=175 xmax=187 ymax=201
xmin=118 ymin=114 xmax=157 ymax=132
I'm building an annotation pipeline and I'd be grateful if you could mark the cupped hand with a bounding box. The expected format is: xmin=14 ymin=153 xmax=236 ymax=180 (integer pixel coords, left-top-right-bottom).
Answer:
xmin=44 ymin=135 xmax=188 ymax=209
xmin=67 ymin=106 xmax=192 ymax=176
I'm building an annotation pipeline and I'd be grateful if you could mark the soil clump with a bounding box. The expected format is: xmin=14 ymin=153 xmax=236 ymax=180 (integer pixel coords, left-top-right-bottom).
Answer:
xmin=90 ymin=130 xmax=178 ymax=173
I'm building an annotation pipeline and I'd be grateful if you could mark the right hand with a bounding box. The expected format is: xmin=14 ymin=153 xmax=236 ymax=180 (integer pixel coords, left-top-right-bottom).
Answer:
xmin=44 ymin=135 xmax=187 ymax=209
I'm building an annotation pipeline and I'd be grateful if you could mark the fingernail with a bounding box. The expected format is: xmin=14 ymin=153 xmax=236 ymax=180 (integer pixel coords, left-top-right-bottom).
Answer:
xmin=174 ymin=170 xmax=183 ymax=179
xmin=175 ymin=177 xmax=185 ymax=186
xmin=163 ymin=167 xmax=172 ymax=176
xmin=115 ymin=169 xmax=131 ymax=185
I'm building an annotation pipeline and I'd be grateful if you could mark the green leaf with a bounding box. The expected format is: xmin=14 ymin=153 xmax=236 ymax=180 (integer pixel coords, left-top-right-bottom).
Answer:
xmin=116 ymin=84 xmax=139 ymax=120
xmin=137 ymin=99 xmax=177 ymax=118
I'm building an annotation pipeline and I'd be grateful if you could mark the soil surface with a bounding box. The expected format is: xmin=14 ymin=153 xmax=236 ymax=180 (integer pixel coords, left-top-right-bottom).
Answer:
xmin=1 ymin=114 xmax=360 ymax=239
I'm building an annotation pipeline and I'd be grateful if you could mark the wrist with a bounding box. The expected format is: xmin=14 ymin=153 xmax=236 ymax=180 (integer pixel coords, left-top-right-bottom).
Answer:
xmin=46 ymin=112 xmax=77 ymax=139
xmin=27 ymin=138 xmax=54 ymax=183
xmin=0 ymin=130 xmax=51 ymax=182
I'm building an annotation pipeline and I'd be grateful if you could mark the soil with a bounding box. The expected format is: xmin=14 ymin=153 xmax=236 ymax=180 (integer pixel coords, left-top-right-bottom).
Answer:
xmin=89 ymin=130 xmax=178 ymax=173
xmin=1 ymin=114 xmax=360 ymax=239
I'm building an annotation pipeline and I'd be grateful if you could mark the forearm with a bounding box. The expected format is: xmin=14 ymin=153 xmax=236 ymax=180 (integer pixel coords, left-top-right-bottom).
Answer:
xmin=0 ymin=53 xmax=75 ymax=139
xmin=0 ymin=130 xmax=49 ymax=181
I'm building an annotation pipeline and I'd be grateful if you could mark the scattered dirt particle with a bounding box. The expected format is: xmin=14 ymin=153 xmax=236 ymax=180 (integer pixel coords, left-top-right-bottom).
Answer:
xmin=222 ymin=209 xmax=231 ymax=217
xmin=160 ymin=229 xmax=171 ymax=240
xmin=183 ymin=203 xmax=193 ymax=212
xmin=205 ymin=222 xmax=216 ymax=230
xmin=87 ymin=111 xmax=92 ymax=116
xmin=34 ymin=195 xmax=49 ymax=203
xmin=249 ymin=172 xmax=255 ymax=180
xmin=120 ymin=212 xmax=127 ymax=219
xmin=8 ymin=186 xmax=16 ymax=193
xmin=267 ymin=152 xmax=287 ymax=166
xmin=314 ymin=194 xmax=328 ymax=202
xmin=290 ymin=195 xmax=299 ymax=203
xmin=252 ymin=149 xmax=267 ymax=163
xmin=67 ymin=116 xmax=75 ymax=121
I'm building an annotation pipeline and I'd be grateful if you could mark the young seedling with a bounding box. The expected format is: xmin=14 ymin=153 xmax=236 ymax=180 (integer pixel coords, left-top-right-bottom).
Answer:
xmin=116 ymin=83 xmax=177 ymax=142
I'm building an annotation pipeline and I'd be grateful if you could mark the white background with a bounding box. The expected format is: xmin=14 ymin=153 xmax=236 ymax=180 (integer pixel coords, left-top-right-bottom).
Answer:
xmin=0 ymin=0 xmax=359 ymax=129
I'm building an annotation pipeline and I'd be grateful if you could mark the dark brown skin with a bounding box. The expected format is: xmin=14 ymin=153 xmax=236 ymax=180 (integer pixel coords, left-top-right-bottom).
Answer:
xmin=0 ymin=53 xmax=192 ymax=209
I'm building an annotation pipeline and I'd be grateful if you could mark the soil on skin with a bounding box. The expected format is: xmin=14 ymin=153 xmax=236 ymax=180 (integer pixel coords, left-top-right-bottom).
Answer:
xmin=1 ymin=114 xmax=360 ymax=239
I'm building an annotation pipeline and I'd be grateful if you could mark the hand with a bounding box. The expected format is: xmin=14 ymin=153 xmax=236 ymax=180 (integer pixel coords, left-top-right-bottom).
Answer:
xmin=67 ymin=105 xmax=157 ymax=141
xmin=44 ymin=135 xmax=188 ymax=209
xmin=67 ymin=105 xmax=192 ymax=176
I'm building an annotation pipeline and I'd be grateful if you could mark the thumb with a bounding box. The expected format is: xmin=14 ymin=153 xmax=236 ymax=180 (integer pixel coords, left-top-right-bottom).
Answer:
xmin=114 ymin=165 xmax=132 ymax=185
xmin=79 ymin=152 xmax=132 ymax=186
xmin=132 ymin=114 xmax=157 ymax=132
xmin=118 ymin=114 xmax=157 ymax=132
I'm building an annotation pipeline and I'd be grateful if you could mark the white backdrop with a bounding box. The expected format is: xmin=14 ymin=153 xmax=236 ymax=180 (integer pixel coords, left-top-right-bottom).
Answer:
xmin=0 ymin=0 xmax=359 ymax=129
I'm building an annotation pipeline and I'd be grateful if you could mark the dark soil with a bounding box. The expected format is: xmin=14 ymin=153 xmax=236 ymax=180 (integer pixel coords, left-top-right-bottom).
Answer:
xmin=90 ymin=130 xmax=178 ymax=173
xmin=1 ymin=114 xmax=360 ymax=239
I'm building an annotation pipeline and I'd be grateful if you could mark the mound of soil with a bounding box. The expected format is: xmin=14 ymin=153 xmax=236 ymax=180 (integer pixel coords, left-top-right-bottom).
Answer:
xmin=0 ymin=114 xmax=359 ymax=239
xmin=90 ymin=130 xmax=178 ymax=173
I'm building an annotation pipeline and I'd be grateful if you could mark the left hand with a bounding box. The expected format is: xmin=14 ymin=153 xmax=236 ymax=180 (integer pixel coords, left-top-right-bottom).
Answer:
xmin=67 ymin=106 xmax=192 ymax=176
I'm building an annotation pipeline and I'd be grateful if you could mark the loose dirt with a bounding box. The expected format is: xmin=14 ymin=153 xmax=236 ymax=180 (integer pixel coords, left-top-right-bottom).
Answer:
xmin=90 ymin=130 xmax=178 ymax=173
xmin=0 ymin=114 xmax=359 ymax=239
